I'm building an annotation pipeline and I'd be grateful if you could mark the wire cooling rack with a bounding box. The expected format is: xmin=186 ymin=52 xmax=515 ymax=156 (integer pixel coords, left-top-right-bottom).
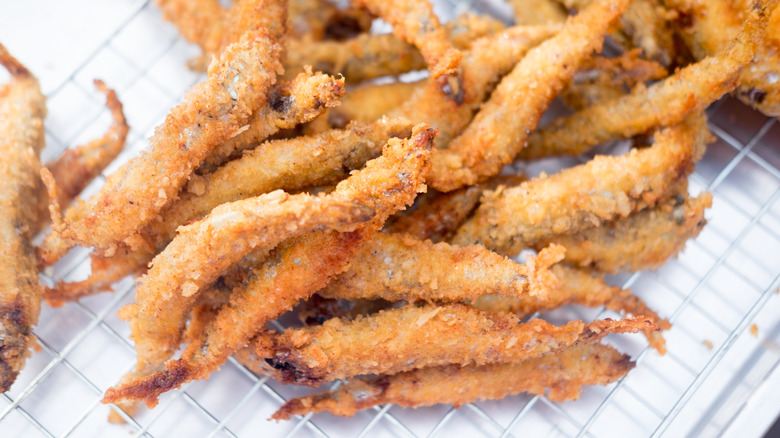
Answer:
xmin=1 ymin=0 xmax=779 ymax=437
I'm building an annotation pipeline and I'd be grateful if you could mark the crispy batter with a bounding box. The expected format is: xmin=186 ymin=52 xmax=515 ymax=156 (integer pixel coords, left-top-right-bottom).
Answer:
xmin=451 ymin=114 xmax=710 ymax=256
xmin=510 ymin=0 xmax=567 ymax=25
xmin=564 ymin=0 xmax=686 ymax=68
xmin=44 ymin=80 xmax=129 ymax=211
xmin=144 ymin=118 xmax=413 ymax=251
xmin=199 ymin=71 xmax=346 ymax=173
xmin=385 ymin=185 xmax=484 ymax=242
xmin=668 ymin=0 xmax=780 ymax=115
xmin=391 ymin=24 xmax=561 ymax=149
xmin=51 ymin=30 xmax=284 ymax=254
xmin=246 ymin=303 xmax=656 ymax=385
xmin=386 ymin=175 xmax=525 ymax=242
xmin=102 ymin=126 xmax=435 ymax=407
xmin=123 ymin=189 xmax=374 ymax=372
xmin=297 ymin=295 xmax=394 ymax=326
xmin=35 ymin=80 xmax=129 ymax=268
xmin=284 ymin=13 xmax=502 ymax=83
xmin=270 ymin=343 xmax=634 ymax=419
xmin=288 ymin=0 xmax=373 ymax=41
xmin=41 ymin=118 xmax=413 ymax=306
xmin=43 ymin=248 xmax=148 ymax=307
xmin=0 ymin=44 xmax=47 ymax=392
xmin=156 ymin=0 xmax=287 ymax=70
xmin=352 ymin=0 xmax=462 ymax=78
xmin=561 ymin=49 xmax=669 ymax=111
xmin=325 ymin=80 xmax=425 ymax=130
xmin=534 ymin=192 xmax=712 ymax=274
xmin=472 ymin=264 xmax=671 ymax=353
xmin=318 ymin=233 xmax=563 ymax=301
xmin=428 ymin=0 xmax=630 ymax=191
xmin=154 ymin=0 xmax=227 ymax=60
xmin=520 ymin=5 xmax=768 ymax=159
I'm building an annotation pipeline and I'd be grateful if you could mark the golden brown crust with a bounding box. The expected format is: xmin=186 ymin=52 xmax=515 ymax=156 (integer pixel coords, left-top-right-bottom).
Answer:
xmin=473 ymin=264 xmax=671 ymax=353
xmin=198 ymin=71 xmax=346 ymax=172
xmin=510 ymin=0 xmax=568 ymax=25
xmin=284 ymin=13 xmax=503 ymax=83
xmin=385 ymin=185 xmax=484 ymax=242
xmin=52 ymin=30 xmax=284 ymax=254
xmin=124 ymin=190 xmax=374 ymax=373
xmin=391 ymin=24 xmax=560 ymax=149
xmin=451 ymin=114 xmax=710 ymax=256
xmin=0 ymin=43 xmax=47 ymax=392
xmin=103 ymin=126 xmax=435 ymax=407
xmin=535 ymin=192 xmax=712 ymax=274
xmin=561 ymin=49 xmax=669 ymax=111
xmin=318 ymin=233 xmax=563 ymax=302
xmin=675 ymin=0 xmax=780 ymax=115
xmin=35 ymin=80 xmax=129 ymax=264
xmin=324 ymin=80 xmax=425 ymax=130
xmin=352 ymin=0 xmax=462 ymax=78
xmin=270 ymin=343 xmax=634 ymax=419
xmin=246 ymin=303 xmax=656 ymax=385
xmin=428 ymin=0 xmax=630 ymax=191
xmin=520 ymin=2 xmax=770 ymax=159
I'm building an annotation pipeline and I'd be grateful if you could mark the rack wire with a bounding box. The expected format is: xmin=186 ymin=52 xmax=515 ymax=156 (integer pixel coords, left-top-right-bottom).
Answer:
xmin=1 ymin=0 xmax=779 ymax=436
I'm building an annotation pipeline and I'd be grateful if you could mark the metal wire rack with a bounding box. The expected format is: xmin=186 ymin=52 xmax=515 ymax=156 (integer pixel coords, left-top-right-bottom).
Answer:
xmin=1 ymin=0 xmax=779 ymax=436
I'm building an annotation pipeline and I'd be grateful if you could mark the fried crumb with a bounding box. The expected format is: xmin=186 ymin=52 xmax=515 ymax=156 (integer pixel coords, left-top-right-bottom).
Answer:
xmin=750 ymin=324 xmax=758 ymax=337
xmin=702 ymin=339 xmax=713 ymax=350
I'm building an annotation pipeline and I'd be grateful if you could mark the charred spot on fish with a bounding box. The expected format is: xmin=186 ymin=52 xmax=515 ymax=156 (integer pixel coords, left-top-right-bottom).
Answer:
xmin=439 ymin=75 xmax=464 ymax=105
xmin=743 ymin=88 xmax=767 ymax=104
xmin=305 ymin=315 xmax=327 ymax=326
xmin=270 ymin=93 xmax=292 ymax=114
xmin=325 ymin=16 xmax=365 ymax=41
xmin=264 ymin=357 xmax=321 ymax=385
xmin=676 ymin=11 xmax=694 ymax=28
xmin=373 ymin=375 xmax=390 ymax=394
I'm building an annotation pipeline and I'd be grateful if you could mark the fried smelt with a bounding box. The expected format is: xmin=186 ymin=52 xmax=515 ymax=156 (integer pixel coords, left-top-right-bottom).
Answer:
xmin=325 ymin=80 xmax=424 ymax=129
xmin=43 ymin=118 xmax=413 ymax=306
xmin=199 ymin=71 xmax=346 ymax=173
xmin=154 ymin=0 xmax=227 ymax=61
xmin=51 ymin=30 xmax=283 ymax=254
xmin=451 ymin=114 xmax=710 ymax=256
xmin=563 ymin=0 xmax=685 ymax=68
xmin=392 ymin=24 xmax=561 ymax=149
xmin=0 ymin=44 xmax=47 ymax=392
xmin=270 ymin=343 xmax=634 ymax=419
xmin=534 ymin=192 xmax=712 ymax=274
xmin=102 ymin=126 xmax=435 ymax=408
xmin=43 ymin=248 xmax=147 ymax=307
xmin=318 ymin=233 xmax=563 ymax=302
xmin=385 ymin=185 xmax=484 ymax=242
xmin=560 ymin=49 xmax=668 ymax=111
xmin=125 ymin=190 xmax=373 ymax=372
xmin=44 ymin=80 xmax=129 ymax=210
xmin=288 ymin=0 xmax=373 ymax=41
xmin=156 ymin=0 xmax=287 ymax=71
xmin=472 ymin=264 xmax=671 ymax=353
xmin=144 ymin=118 xmax=413 ymax=250
xmin=247 ymin=303 xmax=656 ymax=385
xmin=386 ymin=175 xmax=524 ymax=242
xmin=352 ymin=0 xmax=462 ymax=78
xmin=510 ymin=0 xmax=567 ymax=25
xmin=520 ymin=4 xmax=770 ymax=159
xmin=285 ymin=13 xmax=502 ymax=83
xmin=667 ymin=0 xmax=780 ymax=115
xmin=428 ymin=0 xmax=630 ymax=191
xmin=297 ymin=295 xmax=393 ymax=326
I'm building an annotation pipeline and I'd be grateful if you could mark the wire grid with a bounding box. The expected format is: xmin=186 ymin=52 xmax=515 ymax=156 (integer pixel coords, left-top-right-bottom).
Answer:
xmin=1 ymin=0 xmax=779 ymax=437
